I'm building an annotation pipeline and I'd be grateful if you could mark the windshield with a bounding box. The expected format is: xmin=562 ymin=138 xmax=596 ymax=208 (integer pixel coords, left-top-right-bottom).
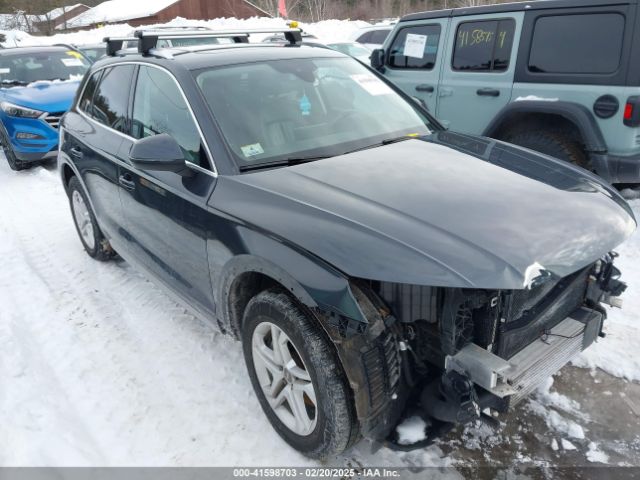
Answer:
xmin=196 ymin=57 xmax=435 ymax=168
xmin=0 ymin=50 xmax=90 ymax=86
xmin=165 ymin=37 xmax=235 ymax=47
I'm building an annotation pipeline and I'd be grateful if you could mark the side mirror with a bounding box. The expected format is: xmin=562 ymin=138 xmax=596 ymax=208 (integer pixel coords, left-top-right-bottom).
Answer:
xmin=370 ymin=48 xmax=385 ymax=71
xmin=129 ymin=133 xmax=189 ymax=175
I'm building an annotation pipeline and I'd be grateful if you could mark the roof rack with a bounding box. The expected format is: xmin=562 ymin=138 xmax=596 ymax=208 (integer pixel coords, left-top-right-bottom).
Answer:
xmin=142 ymin=25 xmax=212 ymax=31
xmin=104 ymin=28 xmax=303 ymax=57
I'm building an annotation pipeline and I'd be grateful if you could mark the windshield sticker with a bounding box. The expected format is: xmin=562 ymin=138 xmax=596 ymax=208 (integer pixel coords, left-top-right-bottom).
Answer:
xmin=61 ymin=58 xmax=83 ymax=67
xmin=350 ymin=74 xmax=393 ymax=96
xmin=403 ymin=33 xmax=427 ymax=59
xmin=0 ymin=68 xmax=10 ymax=74
xmin=299 ymin=94 xmax=311 ymax=116
xmin=241 ymin=143 xmax=265 ymax=158
xmin=66 ymin=50 xmax=83 ymax=59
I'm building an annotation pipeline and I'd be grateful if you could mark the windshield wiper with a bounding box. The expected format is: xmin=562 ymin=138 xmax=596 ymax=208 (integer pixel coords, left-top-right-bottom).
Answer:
xmin=239 ymin=155 xmax=331 ymax=172
xmin=342 ymin=135 xmax=417 ymax=156
xmin=1 ymin=79 xmax=28 ymax=86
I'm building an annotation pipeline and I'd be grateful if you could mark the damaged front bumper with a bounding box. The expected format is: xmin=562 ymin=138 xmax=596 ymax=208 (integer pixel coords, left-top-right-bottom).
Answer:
xmin=323 ymin=253 xmax=626 ymax=449
xmin=442 ymin=306 xmax=603 ymax=416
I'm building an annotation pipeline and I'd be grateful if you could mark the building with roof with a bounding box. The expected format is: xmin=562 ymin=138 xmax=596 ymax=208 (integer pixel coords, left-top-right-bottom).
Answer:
xmin=34 ymin=4 xmax=90 ymax=34
xmin=0 ymin=4 xmax=89 ymax=34
xmin=61 ymin=0 xmax=268 ymax=31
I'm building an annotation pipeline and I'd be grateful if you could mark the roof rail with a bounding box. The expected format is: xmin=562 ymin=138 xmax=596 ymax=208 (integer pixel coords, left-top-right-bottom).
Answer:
xmin=104 ymin=28 xmax=303 ymax=57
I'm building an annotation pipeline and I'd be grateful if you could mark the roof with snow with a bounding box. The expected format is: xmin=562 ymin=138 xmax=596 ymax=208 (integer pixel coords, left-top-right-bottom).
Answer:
xmin=64 ymin=0 xmax=180 ymax=28
xmin=45 ymin=4 xmax=87 ymax=21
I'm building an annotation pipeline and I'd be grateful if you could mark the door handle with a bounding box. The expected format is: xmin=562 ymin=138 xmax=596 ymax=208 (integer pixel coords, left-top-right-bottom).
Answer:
xmin=69 ymin=146 xmax=83 ymax=159
xmin=118 ymin=173 xmax=136 ymax=191
xmin=415 ymin=84 xmax=434 ymax=93
xmin=476 ymin=88 xmax=500 ymax=97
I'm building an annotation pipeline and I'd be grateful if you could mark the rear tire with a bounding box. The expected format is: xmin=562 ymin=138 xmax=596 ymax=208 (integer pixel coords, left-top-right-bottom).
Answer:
xmin=67 ymin=176 xmax=116 ymax=261
xmin=242 ymin=288 xmax=359 ymax=459
xmin=504 ymin=130 xmax=589 ymax=169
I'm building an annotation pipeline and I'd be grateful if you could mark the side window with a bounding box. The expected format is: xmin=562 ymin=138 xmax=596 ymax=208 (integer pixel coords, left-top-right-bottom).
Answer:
xmin=388 ymin=25 xmax=441 ymax=69
xmin=132 ymin=66 xmax=208 ymax=169
xmin=91 ymin=65 xmax=135 ymax=132
xmin=78 ymin=70 xmax=102 ymax=113
xmin=356 ymin=31 xmax=372 ymax=43
xmin=452 ymin=19 xmax=515 ymax=72
xmin=370 ymin=29 xmax=391 ymax=44
xmin=528 ymin=13 xmax=624 ymax=74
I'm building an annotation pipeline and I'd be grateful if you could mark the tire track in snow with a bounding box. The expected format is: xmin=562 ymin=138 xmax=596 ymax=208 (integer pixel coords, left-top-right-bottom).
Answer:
xmin=0 ymin=162 xmax=452 ymax=468
xmin=0 ymin=164 xmax=310 ymax=465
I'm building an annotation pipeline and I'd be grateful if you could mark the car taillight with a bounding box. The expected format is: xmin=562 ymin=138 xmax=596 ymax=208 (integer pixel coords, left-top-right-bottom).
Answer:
xmin=623 ymin=96 xmax=640 ymax=127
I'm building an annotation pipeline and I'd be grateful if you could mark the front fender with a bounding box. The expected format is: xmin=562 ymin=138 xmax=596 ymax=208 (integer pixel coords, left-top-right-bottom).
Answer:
xmin=212 ymin=227 xmax=402 ymax=438
xmin=213 ymin=225 xmax=367 ymax=337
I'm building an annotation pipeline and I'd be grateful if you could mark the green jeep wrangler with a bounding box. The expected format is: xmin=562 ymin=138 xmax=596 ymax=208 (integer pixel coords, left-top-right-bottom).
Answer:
xmin=372 ymin=0 xmax=640 ymax=185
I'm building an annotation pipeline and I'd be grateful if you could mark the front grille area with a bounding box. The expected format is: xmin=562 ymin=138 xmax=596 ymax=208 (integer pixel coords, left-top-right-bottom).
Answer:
xmin=364 ymin=281 xmax=438 ymax=324
xmin=497 ymin=267 xmax=590 ymax=359
xmin=360 ymin=265 xmax=593 ymax=376
xmin=43 ymin=111 xmax=64 ymax=129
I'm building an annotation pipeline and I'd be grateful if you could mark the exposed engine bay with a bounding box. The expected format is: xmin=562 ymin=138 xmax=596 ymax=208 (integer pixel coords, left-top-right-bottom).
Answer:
xmin=347 ymin=253 xmax=626 ymax=448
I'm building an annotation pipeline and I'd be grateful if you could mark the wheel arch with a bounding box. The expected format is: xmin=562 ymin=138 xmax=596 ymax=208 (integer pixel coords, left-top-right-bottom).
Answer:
xmin=483 ymin=101 xmax=607 ymax=153
xmin=58 ymin=157 xmax=106 ymax=232
xmin=216 ymin=252 xmax=365 ymax=340
xmin=61 ymin=161 xmax=76 ymax=191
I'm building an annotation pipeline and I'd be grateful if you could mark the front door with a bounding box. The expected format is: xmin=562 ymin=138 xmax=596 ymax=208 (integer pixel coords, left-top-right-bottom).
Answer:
xmin=436 ymin=13 xmax=523 ymax=133
xmin=382 ymin=19 xmax=449 ymax=114
xmin=64 ymin=65 xmax=135 ymax=253
xmin=118 ymin=65 xmax=217 ymax=313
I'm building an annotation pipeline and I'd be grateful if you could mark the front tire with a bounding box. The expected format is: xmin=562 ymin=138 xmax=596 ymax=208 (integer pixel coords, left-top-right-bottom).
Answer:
xmin=242 ymin=288 xmax=359 ymax=459
xmin=1 ymin=132 xmax=29 ymax=171
xmin=67 ymin=176 xmax=116 ymax=261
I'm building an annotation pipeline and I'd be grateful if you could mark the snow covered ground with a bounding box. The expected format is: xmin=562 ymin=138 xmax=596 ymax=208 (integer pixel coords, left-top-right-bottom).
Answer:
xmin=0 ymin=155 xmax=638 ymax=470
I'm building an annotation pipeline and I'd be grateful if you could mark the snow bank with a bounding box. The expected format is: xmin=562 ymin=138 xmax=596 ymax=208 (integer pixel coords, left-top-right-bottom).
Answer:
xmin=6 ymin=16 xmax=370 ymax=47
xmin=572 ymin=200 xmax=640 ymax=382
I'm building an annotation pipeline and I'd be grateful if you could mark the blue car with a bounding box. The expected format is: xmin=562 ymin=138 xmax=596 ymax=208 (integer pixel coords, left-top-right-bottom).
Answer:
xmin=0 ymin=46 xmax=90 ymax=171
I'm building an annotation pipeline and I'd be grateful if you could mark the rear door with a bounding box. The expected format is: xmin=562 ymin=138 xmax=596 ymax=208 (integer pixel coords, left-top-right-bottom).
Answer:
xmin=62 ymin=65 xmax=135 ymax=253
xmin=382 ymin=20 xmax=449 ymax=113
xmin=436 ymin=13 xmax=523 ymax=133
xmin=118 ymin=64 xmax=217 ymax=313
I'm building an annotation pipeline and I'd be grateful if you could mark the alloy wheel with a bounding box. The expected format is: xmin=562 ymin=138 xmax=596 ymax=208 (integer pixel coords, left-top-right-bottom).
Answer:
xmin=71 ymin=190 xmax=95 ymax=250
xmin=251 ymin=321 xmax=318 ymax=436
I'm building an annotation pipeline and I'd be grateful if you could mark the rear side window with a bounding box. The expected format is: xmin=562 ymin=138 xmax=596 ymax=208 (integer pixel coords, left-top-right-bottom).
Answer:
xmin=528 ymin=13 xmax=624 ymax=74
xmin=370 ymin=29 xmax=391 ymax=44
xmin=452 ymin=19 xmax=515 ymax=72
xmin=388 ymin=25 xmax=441 ymax=70
xmin=91 ymin=65 xmax=134 ymax=133
xmin=356 ymin=31 xmax=372 ymax=43
xmin=78 ymin=70 xmax=102 ymax=113
xmin=132 ymin=66 xmax=207 ymax=168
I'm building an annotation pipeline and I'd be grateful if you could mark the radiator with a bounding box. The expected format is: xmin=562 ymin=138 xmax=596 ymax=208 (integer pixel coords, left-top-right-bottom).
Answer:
xmin=445 ymin=307 xmax=603 ymax=404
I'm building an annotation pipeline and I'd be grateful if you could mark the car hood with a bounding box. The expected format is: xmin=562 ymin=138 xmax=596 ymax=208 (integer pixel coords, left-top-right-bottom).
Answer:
xmin=0 ymin=80 xmax=80 ymax=113
xmin=214 ymin=132 xmax=636 ymax=289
